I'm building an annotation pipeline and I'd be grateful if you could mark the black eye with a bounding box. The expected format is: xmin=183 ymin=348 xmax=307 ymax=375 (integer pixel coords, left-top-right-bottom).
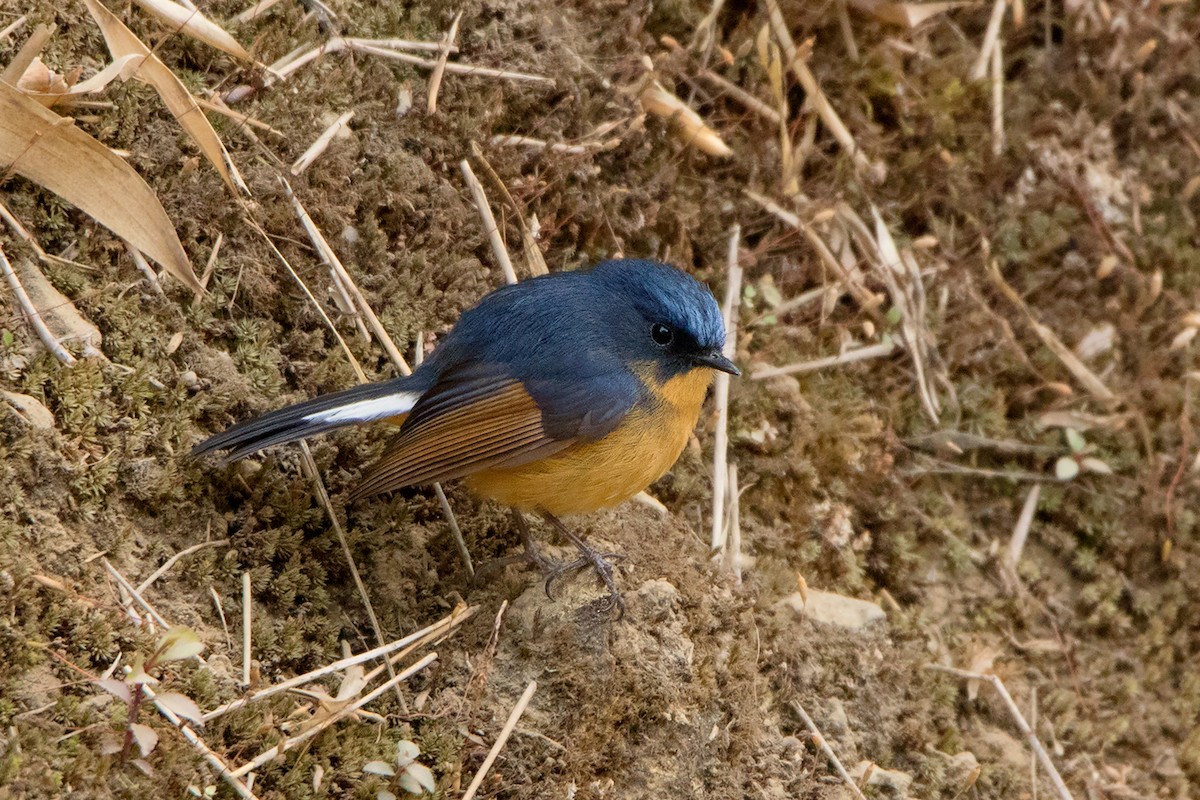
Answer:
xmin=650 ymin=323 xmax=674 ymax=347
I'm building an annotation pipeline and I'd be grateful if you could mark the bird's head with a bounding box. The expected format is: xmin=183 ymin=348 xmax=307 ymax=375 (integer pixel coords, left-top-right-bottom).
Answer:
xmin=591 ymin=259 xmax=739 ymax=381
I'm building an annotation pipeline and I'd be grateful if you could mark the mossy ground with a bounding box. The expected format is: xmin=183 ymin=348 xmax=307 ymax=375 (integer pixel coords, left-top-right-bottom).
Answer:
xmin=2 ymin=0 xmax=1199 ymax=797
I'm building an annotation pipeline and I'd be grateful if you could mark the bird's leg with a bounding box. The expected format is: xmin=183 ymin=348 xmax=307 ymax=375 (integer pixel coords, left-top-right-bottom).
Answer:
xmin=470 ymin=508 xmax=556 ymax=587
xmin=541 ymin=512 xmax=626 ymax=616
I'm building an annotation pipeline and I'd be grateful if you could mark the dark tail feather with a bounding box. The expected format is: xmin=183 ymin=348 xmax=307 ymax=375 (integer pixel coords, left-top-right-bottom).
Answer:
xmin=192 ymin=377 xmax=422 ymax=462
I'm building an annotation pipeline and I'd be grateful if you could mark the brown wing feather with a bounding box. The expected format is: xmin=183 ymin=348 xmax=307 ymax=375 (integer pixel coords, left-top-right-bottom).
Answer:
xmin=351 ymin=381 xmax=572 ymax=499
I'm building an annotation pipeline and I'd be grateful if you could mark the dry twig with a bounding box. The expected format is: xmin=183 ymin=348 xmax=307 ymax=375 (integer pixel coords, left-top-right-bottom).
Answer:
xmin=460 ymin=159 xmax=518 ymax=285
xmin=426 ymin=11 xmax=462 ymax=113
xmin=0 ymin=244 xmax=76 ymax=365
xmin=711 ymin=225 xmax=741 ymax=555
xmin=462 ymin=681 xmax=538 ymax=800
xmin=790 ymin=701 xmax=868 ymax=800
xmin=291 ymin=110 xmax=353 ymax=175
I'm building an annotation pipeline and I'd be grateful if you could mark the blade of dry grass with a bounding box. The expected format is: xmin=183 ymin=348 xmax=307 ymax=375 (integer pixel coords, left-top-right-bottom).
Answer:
xmin=246 ymin=218 xmax=368 ymax=383
xmin=0 ymin=15 xmax=28 ymax=42
xmin=711 ymin=225 xmax=741 ymax=554
xmin=927 ymin=665 xmax=1074 ymax=800
xmin=470 ymin=141 xmax=548 ymax=277
xmin=130 ymin=0 xmax=252 ymax=61
xmin=790 ymin=701 xmax=869 ymax=800
xmin=83 ymin=0 xmax=244 ymax=195
xmin=763 ymin=0 xmax=884 ymax=180
xmin=0 ymin=23 xmax=54 ymax=86
xmin=290 ymin=110 xmax=353 ymax=175
xmin=0 ymin=82 xmax=201 ymax=292
xmin=344 ymin=39 xmax=553 ymax=85
xmin=0 ymin=244 xmax=76 ymax=365
xmin=752 ymin=339 xmax=897 ymax=379
xmin=136 ymin=539 xmax=230 ymax=592
xmin=299 ymin=440 xmax=407 ymax=707
xmin=426 ymin=11 xmax=462 ymax=113
xmin=461 ymin=159 xmax=519 ymax=285
xmin=970 ymin=0 xmax=1008 ymax=80
xmin=640 ymin=80 xmax=733 ymax=158
xmin=282 ymin=180 xmax=411 ymax=374
xmin=987 ymin=260 xmax=1116 ymax=402
xmin=461 ymin=681 xmax=538 ymax=800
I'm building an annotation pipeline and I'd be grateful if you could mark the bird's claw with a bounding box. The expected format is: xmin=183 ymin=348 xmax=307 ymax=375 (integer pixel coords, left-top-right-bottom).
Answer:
xmin=543 ymin=550 xmax=626 ymax=618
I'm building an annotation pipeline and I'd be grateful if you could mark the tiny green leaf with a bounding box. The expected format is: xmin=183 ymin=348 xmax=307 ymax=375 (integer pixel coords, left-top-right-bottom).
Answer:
xmin=154 ymin=626 xmax=204 ymax=663
xmin=1055 ymin=457 xmax=1080 ymax=480
xmin=1065 ymin=428 xmax=1086 ymax=453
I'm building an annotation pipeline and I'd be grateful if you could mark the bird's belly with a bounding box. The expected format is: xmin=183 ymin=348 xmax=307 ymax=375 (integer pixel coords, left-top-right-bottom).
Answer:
xmin=464 ymin=369 xmax=711 ymax=516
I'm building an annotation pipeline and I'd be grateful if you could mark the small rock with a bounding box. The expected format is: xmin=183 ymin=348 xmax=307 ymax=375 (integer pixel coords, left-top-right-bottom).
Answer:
xmin=180 ymin=370 xmax=200 ymax=389
xmin=778 ymin=589 xmax=886 ymax=631
xmin=2 ymin=390 xmax=55 ymax=429
xmin=852 ymin=761 xmax=913 ymax=796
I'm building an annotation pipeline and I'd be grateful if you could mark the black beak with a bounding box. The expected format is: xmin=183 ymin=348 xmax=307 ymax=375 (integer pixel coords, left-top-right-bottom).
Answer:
xmin=694 ymin=350 xmax=741 ymax=376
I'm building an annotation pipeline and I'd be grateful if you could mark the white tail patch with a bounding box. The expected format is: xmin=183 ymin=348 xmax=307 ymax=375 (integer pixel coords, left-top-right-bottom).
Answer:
xmin=302 ymin=392 xmax=419 ymax=425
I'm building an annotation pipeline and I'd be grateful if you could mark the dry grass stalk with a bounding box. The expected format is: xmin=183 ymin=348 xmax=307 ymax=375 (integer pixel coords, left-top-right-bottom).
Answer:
xmin=752 ymin=339 xmax=897 ymax=380
xmin=970 ymin=0 xmax=1009 ymax=80
xmin=130 ymin=0 xmax=252 ymax=61
xmin=632 ymin=491 xmax=668 ymax=516
xmin=694 ymin=68 xmax=782 ymax=125
xmin=0 ymin=198 xmax=50 ymax=262
xmin=0 ymin=244 xmax=76 ymax=365
xmin=987 ymin=260 xmax=1116 ymax=402
xmin=143 ymin=685 xmax=261 ymax=800
xmin=0 ymin=82 xmax=202 ymax=291
xmin=343 ymin=37 xmax=455 ymax=53
xmin=1005 ymin=483 xmax=1040 ymax=571
xmin=283 ymin=181 xmax=412 ymax=374
xmin=711 ymin=225 xmax=742 ymax=554
xmin=426 ymin=11 xmax=462 ymax=114
xmin=232 ymin=0 xmax=282 ymax=24
xmin=724 ymin=464 xmax=742 ymax=582
xmin=690 ymin=0 xmax=727 ymax=52
xmin=231 ymin=653 xmax=439 ymax=779
xmin=470 ymin=141 xmax=548 ymax=277
xmin=196 ymin=95 xmax=285 ymax=138
xmin=246 ymin=217 xmax=368 ymax=383
xmin=136 ymin=538 xmax=230 ymax=592
xmin=290 ymin=110 xmax=353 ymax=175
xmin=790 ymin=701 xmax=869 ymax=800
xmin=991 ymin=37 xmax=1005 ymax=156
xmin=841 ymin=204 xmax=943 ymax=421
xmin=101 ymin=557 xmax=173 ymax=633
xmin=209 ymin=586 xmax=231 ymax=649
xmin=125 ymin=241 xmax=164 ymax=296
xmin=489 ymin=133 xmax=607 ymax=155
xmin=763 ymin=0 xmax=883 ymax=180
xmin=299 ymin=441 xmax=407 ymax=707
xmin=0 ymin=15 xmax=28 ymax=42
xmin=745 ymin=190 xmax=882 ymax=315
xmin=461 ymin=680 xmax=538 ymax=800
xmin=460 ymin=159 xmax=519 ymax=285
xmin=344 ymin=39 xmax=554 ymax=85
xmin=927 ymin=664 xmax=1075 ymax=800
xmin=240 ymin=571 xmax=252 ymax=687
xmin=0 ymin=23 xmax=54 ymax=86
xmin=195 ymin=232 xmax=223 ymax=302
xmin=203 ymin=606 xmax=474 ymax=722
xmin=835 ymin=0 xmax=860 ymax=62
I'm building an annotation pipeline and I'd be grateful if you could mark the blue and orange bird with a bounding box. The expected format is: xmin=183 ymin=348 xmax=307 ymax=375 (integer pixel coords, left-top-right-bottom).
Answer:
xmin=194 ymin=259 xmax=739 ymax=611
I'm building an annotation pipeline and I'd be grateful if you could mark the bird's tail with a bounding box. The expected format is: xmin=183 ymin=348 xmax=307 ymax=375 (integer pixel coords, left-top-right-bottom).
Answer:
xmin=192 ymin=377 xmax=424 ymax=462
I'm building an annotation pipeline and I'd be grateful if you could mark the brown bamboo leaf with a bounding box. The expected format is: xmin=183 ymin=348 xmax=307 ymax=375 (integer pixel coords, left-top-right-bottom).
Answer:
xmin=20 ymin=53 xmax=144 ymax=107
xmin=0 ymin=82 xmax=201 ymax=292
xmin=82 ymin=0 xmax=241 ymax=194
xmin=130 ymin=0 xmax=252 ymax=61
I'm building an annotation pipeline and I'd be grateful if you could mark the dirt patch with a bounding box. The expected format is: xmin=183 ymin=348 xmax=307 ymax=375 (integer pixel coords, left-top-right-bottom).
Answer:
xmin=3 ymin=0 xmax=1200 ymax=798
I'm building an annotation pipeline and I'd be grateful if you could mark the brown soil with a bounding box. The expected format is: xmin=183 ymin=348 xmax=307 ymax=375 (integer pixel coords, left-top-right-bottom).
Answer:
xmin=2 ymin=0 xmax=1199 ymax=798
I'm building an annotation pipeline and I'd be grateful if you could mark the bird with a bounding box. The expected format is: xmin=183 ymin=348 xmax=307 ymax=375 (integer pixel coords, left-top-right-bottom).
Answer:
xmin=193 ymin=258 xmax=739 ymax=611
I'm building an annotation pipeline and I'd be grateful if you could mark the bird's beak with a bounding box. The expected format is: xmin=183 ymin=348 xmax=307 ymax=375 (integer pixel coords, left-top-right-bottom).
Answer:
xmin=694 ymin=350 xmax=741 ymax=376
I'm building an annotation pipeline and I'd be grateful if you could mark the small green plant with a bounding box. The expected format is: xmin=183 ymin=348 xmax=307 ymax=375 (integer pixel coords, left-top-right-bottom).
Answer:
xmin=1054 ymin=428 xmax=1113 ymax=480
xmin=95 ymin=626 xmax=206 ymax=770
xmin=363 ymin=740 xmax=437 ymax=797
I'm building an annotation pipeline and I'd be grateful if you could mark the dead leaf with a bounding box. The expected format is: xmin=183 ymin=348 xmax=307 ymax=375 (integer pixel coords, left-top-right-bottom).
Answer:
xmin=20 ymin=53 xmax=145 ymax=107
xmin=82 ymin=0 xmax=243 ymax=195
xmin=0 ymin=82 xmax=201 ymax=291
xmin=130 ymin=0 xmax=252 ymax=61
xmin=154 ymin=691 xmax=204 ymax=725
xmin=129 ymin=722 xmax=159 ymax=757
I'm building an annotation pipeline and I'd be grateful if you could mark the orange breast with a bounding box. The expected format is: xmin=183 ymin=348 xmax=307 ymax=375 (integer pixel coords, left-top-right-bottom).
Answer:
xmin=464 ymin=367 xmax=713 ymax=516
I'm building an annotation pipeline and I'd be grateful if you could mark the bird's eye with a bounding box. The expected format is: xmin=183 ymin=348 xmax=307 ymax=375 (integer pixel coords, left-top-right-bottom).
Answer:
xmin=650 ymin=323 xmax=674 ymax=347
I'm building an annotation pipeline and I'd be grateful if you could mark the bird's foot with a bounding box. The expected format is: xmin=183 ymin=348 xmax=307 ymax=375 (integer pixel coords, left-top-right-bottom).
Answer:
xmin=542 ymin=512 xmax=626 ymax=618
